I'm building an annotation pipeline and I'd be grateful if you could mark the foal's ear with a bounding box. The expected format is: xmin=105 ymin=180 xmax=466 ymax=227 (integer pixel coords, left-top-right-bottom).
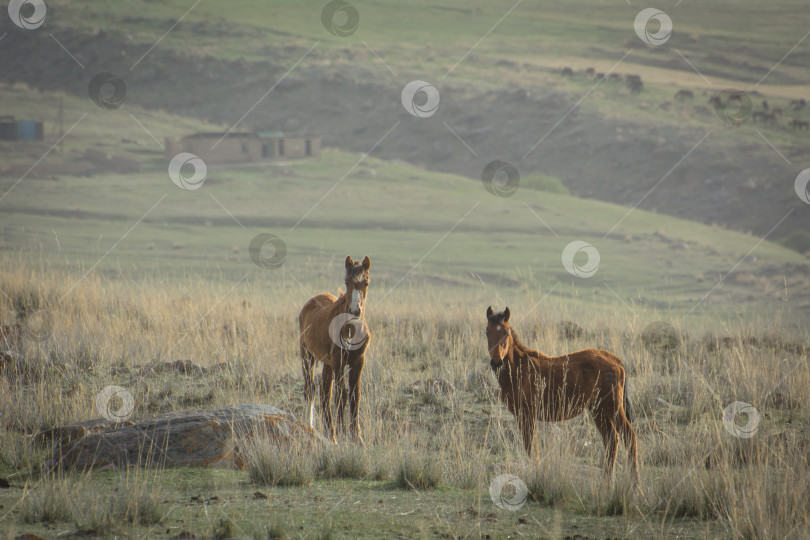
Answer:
xmin=503 ymin=306 xmax=511 ymax=322
xmin=345 ymin=255 xmax=354 ymax=270
xmin=486 ymin=306 xmax=494 ymax=319
xmin=362 ymin=256 xmax=371 ymax=271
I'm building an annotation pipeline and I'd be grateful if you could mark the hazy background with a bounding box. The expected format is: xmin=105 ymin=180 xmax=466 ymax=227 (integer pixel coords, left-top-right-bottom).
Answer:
xmin=1 ymin=0 xmax=809 ymax=324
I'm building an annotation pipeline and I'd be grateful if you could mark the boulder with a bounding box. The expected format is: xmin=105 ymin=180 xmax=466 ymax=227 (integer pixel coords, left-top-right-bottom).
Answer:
xmin=43 ymin=404 xmax=322 ymax=471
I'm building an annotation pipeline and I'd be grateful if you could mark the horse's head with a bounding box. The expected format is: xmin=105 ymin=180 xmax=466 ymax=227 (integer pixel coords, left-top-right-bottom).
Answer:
xmin=344 ymin=255 xmax=371 ymax=316
xmin=485 ymin=306 xmax=512 ymax=371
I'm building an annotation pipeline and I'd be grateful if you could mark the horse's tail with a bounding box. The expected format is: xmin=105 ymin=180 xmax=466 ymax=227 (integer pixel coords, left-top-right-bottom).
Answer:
xmin=623 ymin=371 xmax=634 ymax=423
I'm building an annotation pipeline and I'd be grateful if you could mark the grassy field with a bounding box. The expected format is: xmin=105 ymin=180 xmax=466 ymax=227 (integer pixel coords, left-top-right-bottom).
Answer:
xmin=0 ymin=262 xmax=808 ymax=538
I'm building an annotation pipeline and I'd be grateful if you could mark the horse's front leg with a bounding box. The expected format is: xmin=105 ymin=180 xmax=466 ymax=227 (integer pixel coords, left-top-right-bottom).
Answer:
xmin=518 ymin=406 xmax=536 ymax=456
xmin=301 ymin=344 xmax=317 ymax=430
xmin=514 ymin=382 xmax=536 ymax=456
xmin=348 ymin=357 xmax=365 ymax=444
xmin=334 ymin=355 xmax=348 ymax=436
xmin=320 ymin=364 xmax=337 ymax=443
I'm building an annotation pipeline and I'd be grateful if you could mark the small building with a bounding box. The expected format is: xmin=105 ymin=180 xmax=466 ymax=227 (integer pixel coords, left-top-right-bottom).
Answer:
xmin=166 ymin=131 xmax=321 ymax=164
xmin=0 ymin=116 xmax=44 ymax=141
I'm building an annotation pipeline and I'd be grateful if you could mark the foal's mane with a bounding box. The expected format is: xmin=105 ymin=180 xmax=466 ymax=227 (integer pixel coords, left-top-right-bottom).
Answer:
xmin=509 ymin=329 xmax=550 ymax=364
xmin=330 ymin=287 xmax=350 ymax=314
xmin=508 ymin=330 xmax=536 ymax=359
xmin=488 ymin=311 xmax=548 ymax=364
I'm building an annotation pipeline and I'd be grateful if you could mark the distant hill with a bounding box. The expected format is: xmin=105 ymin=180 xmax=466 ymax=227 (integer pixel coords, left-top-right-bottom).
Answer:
xmin=1 ymin=0 xmax=808 ymax=247
xmin=0 ymin=86 xmax=807 ymax=323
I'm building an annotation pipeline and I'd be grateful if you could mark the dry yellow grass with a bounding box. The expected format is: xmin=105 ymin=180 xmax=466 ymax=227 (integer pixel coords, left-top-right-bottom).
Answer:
xmin=1 ymin=261 xmax=808 ymax=538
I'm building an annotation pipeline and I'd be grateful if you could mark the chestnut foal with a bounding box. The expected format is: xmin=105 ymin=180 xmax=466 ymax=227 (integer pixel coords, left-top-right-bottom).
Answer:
xmin=299 ymin=256 xmax=371 ymax=443
xmin=486 ymin=306 xmax=638 ymax=483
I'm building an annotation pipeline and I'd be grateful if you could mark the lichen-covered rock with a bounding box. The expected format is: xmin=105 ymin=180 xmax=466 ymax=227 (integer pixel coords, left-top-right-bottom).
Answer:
xmin=44 ymin=404 xmax=321 ymax=471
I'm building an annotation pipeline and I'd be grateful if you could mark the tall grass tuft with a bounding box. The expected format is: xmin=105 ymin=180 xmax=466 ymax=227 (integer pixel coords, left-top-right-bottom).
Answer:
xmin=21 ymin=474 xmax=77 ymax=525
xmin=246 ymin=439 xmax=315 ymax=487
xmin=521 ymin=459 xmax=578 ymax=507
xmin=21 ymin=470 xmax=167 ymax=534
xmin=316 ymin=444 xmax=369 ymax=479
xmin=395 ymin=452 xmax=442 ymax=490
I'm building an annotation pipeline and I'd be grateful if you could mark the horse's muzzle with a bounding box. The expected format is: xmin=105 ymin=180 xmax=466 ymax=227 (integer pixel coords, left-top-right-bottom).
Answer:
xmin=348 ymin=307 xmax=361 ymax=316
xmin=490 ymin=358 xmax=504 ymax=370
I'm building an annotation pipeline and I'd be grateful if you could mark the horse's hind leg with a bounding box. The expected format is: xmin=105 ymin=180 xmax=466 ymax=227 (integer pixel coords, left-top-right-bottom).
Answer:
xmin=592 ymin=410 xmax=619 ymax=482
xmin=320 ymin=364 xmax=337 ymax=443
xmin=301 ymin=342 xmax=316 ymax=429
xmin=617 ymin=408 xmax=639 ymax=485
xmin=618 ymin=372 xmax=640 ymax=485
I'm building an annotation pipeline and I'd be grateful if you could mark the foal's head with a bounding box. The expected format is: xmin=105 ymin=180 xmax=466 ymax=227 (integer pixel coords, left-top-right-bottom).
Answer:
xmin=344 ymin=255 xmax=371 ymax=316
xmin=485 ymin=306 xmax=513 ymax=370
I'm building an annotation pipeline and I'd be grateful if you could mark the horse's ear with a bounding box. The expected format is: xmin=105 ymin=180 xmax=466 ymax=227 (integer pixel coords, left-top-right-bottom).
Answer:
xmin=337 ymin=288 xmax=344 ymax=298
xmin=362 ymin=256 xmax=371 ymax=271
xmin=345 ymin=255 xmax=354 ymax=270
xmin=503 ymin=307 xmax=510 ymax=322
xmin=486 ymin=306 xmax=494 ymax=319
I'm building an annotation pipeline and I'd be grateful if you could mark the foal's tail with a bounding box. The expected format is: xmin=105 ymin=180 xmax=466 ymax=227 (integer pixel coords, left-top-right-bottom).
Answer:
xmin=623 ymin=372 xmax=634 ymax=423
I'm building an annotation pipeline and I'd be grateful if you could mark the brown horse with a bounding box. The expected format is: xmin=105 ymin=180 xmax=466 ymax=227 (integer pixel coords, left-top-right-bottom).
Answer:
xmin=299 ymin=256 xmax=371 ymax=443
xmin=790 ymin=118 xmax=810 ymax=130
xmin=485 ymin=307 xmax=638 ymax=483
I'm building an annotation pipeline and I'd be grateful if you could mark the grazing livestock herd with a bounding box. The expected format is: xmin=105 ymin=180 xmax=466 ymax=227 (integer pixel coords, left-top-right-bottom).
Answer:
xmin=559 ymin=66 xmax=810 ymax=131
xmin=299 ymin=257 xmax=639 ymax=483
xmin=560 ymin=66 xmax=644 ymax=94
xmin=687 ymin=89 xmax=809 ymax=130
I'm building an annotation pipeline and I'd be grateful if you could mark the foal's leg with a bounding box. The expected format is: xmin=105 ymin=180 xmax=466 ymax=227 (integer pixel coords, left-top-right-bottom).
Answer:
xmin=334 ymin=357 xmax=349 ymax=436
xmin=599 ymin=421 xmax=619 ymax=481
xmin=591 ymin=408 xmax=618 ymax=481
xmin=518 ymin=407 xmax=536 ymax=456
xmin=514 ymin=389 xmax=536 ymax=456
xmin=301 ymin=344 xmax=316 ymax=429
xmin=617 ymin=408 xmax=639 ymax=485
xmin=320 ymin=364 xmax=337 ymax=443
xmin=348 ymin=358 xmax=365 ymax=444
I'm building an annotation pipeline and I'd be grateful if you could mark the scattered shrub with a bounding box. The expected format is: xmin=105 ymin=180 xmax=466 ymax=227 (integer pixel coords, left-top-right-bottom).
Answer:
xmin=520 ymin=173 xmax=569 ymax=195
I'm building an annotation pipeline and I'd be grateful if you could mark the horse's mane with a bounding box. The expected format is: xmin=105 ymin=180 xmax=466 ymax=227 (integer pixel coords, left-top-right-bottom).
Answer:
xmin=510 ymin=330 xmax=549 ymax=362
xmin=334 ymin=290 xmax=349 ymax=310
xmin=509 ymin=330 xmax=532 ymax=357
